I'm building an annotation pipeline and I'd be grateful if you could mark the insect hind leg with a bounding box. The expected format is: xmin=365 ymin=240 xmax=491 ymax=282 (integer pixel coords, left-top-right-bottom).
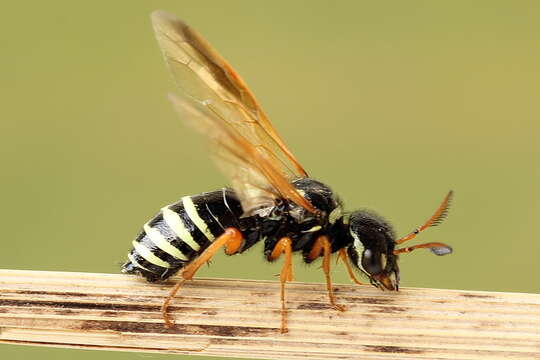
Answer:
xmin=161 ymin=227 xmax=243 ymax=328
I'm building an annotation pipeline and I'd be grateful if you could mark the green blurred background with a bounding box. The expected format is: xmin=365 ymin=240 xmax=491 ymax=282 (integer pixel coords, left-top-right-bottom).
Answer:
xmin=1 ymin=1 xmax=539 ymax=359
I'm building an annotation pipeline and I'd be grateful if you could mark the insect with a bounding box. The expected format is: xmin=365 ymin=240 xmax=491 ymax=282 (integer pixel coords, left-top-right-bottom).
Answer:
xmin=121 ymin=10 xmax=453 ymax=333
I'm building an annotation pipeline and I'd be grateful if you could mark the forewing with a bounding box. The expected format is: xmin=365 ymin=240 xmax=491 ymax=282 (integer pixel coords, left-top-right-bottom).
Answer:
xmin=151 ymin=10 xmax=315 ymax=214
xmin=168 ymin=94 xmax=315 ymax=214
xmin=151 ymin=11 xmax=306 ymax=176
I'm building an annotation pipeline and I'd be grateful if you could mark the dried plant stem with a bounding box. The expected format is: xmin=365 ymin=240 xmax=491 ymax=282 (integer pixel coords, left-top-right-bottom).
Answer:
xmin=0 ymin=269 xmax=539 ymax=359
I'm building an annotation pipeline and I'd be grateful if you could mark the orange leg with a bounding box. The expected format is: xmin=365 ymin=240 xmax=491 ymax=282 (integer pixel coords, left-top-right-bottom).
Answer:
xmin=337 ymin=248 xmax=364 ymax=286
xmin=308 ymin=236 xmax=345 ymax=312
xmin=161 ymin=227 xmax=243 ymax=328
xmin=268 ymin=237 xmax=294 ymax=333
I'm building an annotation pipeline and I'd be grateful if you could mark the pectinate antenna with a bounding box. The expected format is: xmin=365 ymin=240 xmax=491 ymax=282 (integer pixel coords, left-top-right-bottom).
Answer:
xmin=394 ymin=191 xmax=453 ymax=256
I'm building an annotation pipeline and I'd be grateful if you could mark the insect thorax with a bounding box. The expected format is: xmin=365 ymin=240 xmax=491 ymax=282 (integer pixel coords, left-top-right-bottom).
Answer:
xmin=244 ymin=178 xmax=347 ymax=260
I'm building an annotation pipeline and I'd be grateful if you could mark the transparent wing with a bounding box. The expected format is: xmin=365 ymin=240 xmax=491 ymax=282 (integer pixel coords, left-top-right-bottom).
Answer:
xmin=168 ymin=94 xmax=315 ymax=214
xmin=152 ymin=11 xmax=315 ymax=214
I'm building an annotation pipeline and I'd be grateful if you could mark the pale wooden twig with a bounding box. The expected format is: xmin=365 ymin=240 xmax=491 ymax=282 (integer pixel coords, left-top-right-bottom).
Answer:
xmin=0 ymin=269 xmax=539 ymax=359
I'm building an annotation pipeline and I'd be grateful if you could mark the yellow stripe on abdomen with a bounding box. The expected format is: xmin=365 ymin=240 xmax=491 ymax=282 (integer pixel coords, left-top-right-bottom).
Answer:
xmin=143 ymin=223 xmax=189 ymax=261
xmin=127 ymin=252 xmax=151 ymax=272
xmin=161 ymin=207 xmax=201 ymax=251
xmin=182 ymin=196 xmax=215 ymax=241
xmin=131 ymin=240 xmax=171 ymax=268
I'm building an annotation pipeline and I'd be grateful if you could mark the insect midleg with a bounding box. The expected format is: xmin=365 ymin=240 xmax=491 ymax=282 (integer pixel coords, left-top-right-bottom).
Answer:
xmin=268 ymin=237 xmax=294 ymax=334
xmin=161 ymin=227 xmax=244 ymax=328
xmin=307 ymin=236 xmax=346 ymax=312
xmin=337 ymin=248 xmax=364 ymax=286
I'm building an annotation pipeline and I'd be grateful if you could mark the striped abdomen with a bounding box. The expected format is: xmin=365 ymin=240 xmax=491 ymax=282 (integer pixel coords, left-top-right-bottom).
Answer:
xmin=122 ymin=188 xmax=243 ymax=282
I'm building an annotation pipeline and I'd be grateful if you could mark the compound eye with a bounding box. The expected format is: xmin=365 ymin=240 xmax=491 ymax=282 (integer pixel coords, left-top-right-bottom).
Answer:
xmin=361 ymin=249 xmax=383 ymax=275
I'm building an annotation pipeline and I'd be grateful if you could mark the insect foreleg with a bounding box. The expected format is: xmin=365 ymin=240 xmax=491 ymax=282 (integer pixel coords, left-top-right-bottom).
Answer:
xmin=337 ymin=248 xmax=365 ymax=286
xmin=308 ymin=236 xmax=346 ymax=312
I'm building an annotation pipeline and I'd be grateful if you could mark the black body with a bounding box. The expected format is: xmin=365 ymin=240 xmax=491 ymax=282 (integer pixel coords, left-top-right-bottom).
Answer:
xmin=122 ymin=178 xmax=393 ymax=286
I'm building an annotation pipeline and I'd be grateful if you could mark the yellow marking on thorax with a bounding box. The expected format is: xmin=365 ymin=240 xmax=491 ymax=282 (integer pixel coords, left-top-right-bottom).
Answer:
xmin=143 ymin=223 xmax=189 ymax=261
xmin=182 ymin=196 xmax=215 ymax=241
xmin=162 ymin=207 xmax=201 ymax=251
xmin=296 ymin=189 xmax=307 ymax=197
xmin=329 ymin=206 xmax=342 ymax=224
xmin=302 ymin=225 xmax=322 ymax=233
xmin=131 ymin=240 xmax=171 ymax=268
